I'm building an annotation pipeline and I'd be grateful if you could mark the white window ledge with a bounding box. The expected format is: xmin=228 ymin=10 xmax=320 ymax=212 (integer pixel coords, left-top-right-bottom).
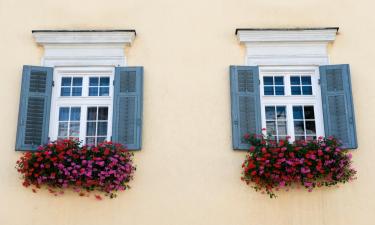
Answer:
xmin=236 ymin=28 xmax=338 ymax=66
xmin=33 ymin=30 xmax=136 ymax=67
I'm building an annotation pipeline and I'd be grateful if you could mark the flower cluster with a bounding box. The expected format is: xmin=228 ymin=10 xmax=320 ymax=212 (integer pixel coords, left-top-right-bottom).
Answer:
xmin=241 ymin=133 xmax=356 ymax=198
xmin=16 ymin=139 xmax=135 ymax=199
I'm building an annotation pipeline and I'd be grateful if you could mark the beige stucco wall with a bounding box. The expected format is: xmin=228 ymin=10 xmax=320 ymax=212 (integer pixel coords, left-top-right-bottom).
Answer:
xmin=1 ymin=0 xmax=375 ymax=224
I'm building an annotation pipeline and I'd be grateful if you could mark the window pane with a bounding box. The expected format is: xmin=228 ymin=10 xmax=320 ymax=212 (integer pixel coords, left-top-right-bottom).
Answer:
xmin=97 ymin=137 xmax=106 ymax=144
xmin=293 ymin=106 xmax=303 ymax=119
xmin=301 ymin=76 xmax=311 ymax=85
xmin=266 ymin=121 xmax=276 ymax=135
xmin=69 ymin=122 xmax=80 ymax=137
xmin=97 ymin=122 xmax=108 ymax=136
xmin=290 ymin=76 xmax=300 ymax=85
xmin=98 ymin=107 xmax=108 ymax=120
xmin=275 ymin=86 xmax=284 ymax=95
xmin=295 ymin=136 xmax=305 ymax=141
xmin=87 ymin=107 xmax=97 ymax=120
xmin=58 ymin=122 xmax=68 ymax=136
xmin=274 ymin=76 xmax=284 ymax=85
xmin=264 ymin=86 xmax=274 ymax=95
xmin=72 ymin=87 xmax=82 ymax=96
xmin=304 ymin=106 xmax=315 ymax=119
xmin=59 ymin=107 xmax=69 ymax=121
xmin=277 ymin=121 xmax=287 ymax=135
xmin=291 ymin=86 xmax=301 ymax=95
xmin=86 ymin=137 xmax=95 ymax=145
xmin=70 ymin=107 xmax=81 ymax=121
xmin=61 ymin=77 xmax=71 ymax=86
xmin=302 ymin=86 xmax=312 ymax=95
xmin=72 ymin=77 xmax=82 ymax=86
xmin=276 ymin=106 xmax=286 ymax=119
xmin=89 ymin=77 xmax=99 ymax=86
xmin=89 ymin=87 xmax=98 ymax=96
xmin=263 ymin=77 xmax=273 ymax=85
xmin=294 ymin=121 xmax=305 ymax=135
xmin=61 ymin=87 xmax=71 ymax=96
xmin=305 ymin=121 xmax=316 ymax=135
xmin=100 ymin=77 xmax=110 ymax=86
xmin=265 ymin=106 xmax=275 ymax=120
xmin=99 ymin=87 xmax=109 ymax=96
xmin=86 ymin=122 xmax=96 ymax=136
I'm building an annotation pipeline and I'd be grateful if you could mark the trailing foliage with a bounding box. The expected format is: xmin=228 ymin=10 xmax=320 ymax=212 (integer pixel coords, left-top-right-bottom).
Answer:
xmin=241 ymin=133 xmax=356 ymax=198
xmin=16 ymin=139 xmax=135 ymax=199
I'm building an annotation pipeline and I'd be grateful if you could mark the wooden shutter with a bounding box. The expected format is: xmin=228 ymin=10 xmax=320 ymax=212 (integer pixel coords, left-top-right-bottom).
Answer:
xmin=16 ymin=66 xmax=53 ymax=151
xmin=320 ymin=64 xmax=357 ymax=149
xmin=230 ymin=66 xmax=261 ymax=150
xmin=112 ymin=67 xmax=143 ymax=150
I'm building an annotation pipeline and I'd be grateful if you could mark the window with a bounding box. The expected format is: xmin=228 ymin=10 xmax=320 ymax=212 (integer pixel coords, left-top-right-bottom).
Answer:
xmin=231 ymin=28 xmax=357 ymax=150
xmin=259 ymin=67 xmax=324 ymax=142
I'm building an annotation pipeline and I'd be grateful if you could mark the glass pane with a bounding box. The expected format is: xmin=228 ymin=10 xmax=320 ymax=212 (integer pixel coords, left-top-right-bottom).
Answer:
xmin=100 ymin=77 xmax=110 ymax=86
xmin=305 ymin=121 xmax=316 ymax=135
xmin=265 ymin=106 xmax=275 ymax=120
xmin=58 ymin=122 xmax=68 ymax=136
xmin=87 ymin=107 xmax=97 ymax=120
xmin=263 ymin=77 xmax=273 ymax=85
xmin=274 ymin=76 xmax=284 ymax=85
xmin=97 ymin=137 xmax=106 ymax=144
xmin=291 ymin=86 xmax=301 ymax=95
xmin=72 ymin=87 xmax=82 ymax=96
xmin=61 ymin=77 xmax=71 ymax=86
xmin=70 ymin=107 xmax=81 ymax=121
xmin=89 ymin=77 xmax=99 ymax=86
xmin=86 ymin=137 xmax=95 ymax=145
xmin=276 ymin=106 xmax=286 ymax=119
xmin=306 ymin=136 xmax=316 ymax=141
xmin=301 ymin=76 xmax=311 ymax=85
xmin=294 ymin=121 xmax=305 ymax=135
xmin=72 ymin=77 xmax=82 ymax=86
xmin=99 ymin=87 xmax=109 ymax=96
xmin=275 ymin=86 xmax=284 ymax=95
xmin=69 ymin=122 xmax=80 ymax=136
xmin=277 ymin=121 xmax=287 ymax=135
xmin=98 ymin=107 xmax=108 ymax=120
xmin=89 ymin=87 xmax=98 ymax=96
xmin=61 ymin=87 xmax=71 ymax=96
xmin=293 ymin=106 xmax=303 ymax=119
xmin=264 ymin=86 xmax=274 ymax=95
xmin=304 ymin=106 xmax=315 ymax=119
xmin=302 ymin=86 xmax=312 ymax=95
xmin=86 ymin=122 xmax=96 ymax=136
xmin=266 ymin=121 xmax=276 ymax=135
xmin=290 ymin=76 xmax=300 ymax=85
xmin=59 ymin=107 xmax=69 ymax=121
xmin=97 ymin=122 xmax=108 ymax=136
xmin=295 ymin=136 xmax=305 ymax=141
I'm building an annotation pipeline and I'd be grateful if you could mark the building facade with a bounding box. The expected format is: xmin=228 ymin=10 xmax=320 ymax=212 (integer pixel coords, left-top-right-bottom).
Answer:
xmin=1 ymin=0 xmax=374 ymax=225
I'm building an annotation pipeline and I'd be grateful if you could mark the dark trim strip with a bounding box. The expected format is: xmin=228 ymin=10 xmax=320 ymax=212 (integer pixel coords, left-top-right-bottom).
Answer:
xmin=32 ymin=29 xmax=137 ymax=36
xmin=235 ymin=27 xmax=339 ymax=35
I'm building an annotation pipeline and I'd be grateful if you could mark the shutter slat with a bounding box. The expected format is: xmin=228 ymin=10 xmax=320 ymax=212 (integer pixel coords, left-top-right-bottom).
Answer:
xmin=320 ymin=64 xmax=357 ymax=149
xmin=112 ymin=67 xmax=143 ymax=150
xmin=16 ymin=66 xmax=53 ymax=151
xmin=230 ymin=66 xmax=261 ymax=150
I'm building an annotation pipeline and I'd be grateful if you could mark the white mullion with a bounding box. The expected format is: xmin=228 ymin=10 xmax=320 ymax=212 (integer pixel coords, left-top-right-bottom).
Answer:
xmin=80 ymin=106 xmax=87 ymax=145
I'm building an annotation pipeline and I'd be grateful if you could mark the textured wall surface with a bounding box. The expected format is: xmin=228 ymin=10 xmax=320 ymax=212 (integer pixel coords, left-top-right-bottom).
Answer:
xmin=0 ymin=0 xmax=374 ymax=225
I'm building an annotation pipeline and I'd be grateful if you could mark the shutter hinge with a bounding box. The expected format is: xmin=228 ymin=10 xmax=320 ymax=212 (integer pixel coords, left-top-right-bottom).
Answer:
xmin=52 ymin=81 xmax=55 ymax=87
xmin=318 ymin=79 xmax=321 ymax=85
xmin=113 ymin=80 xmax=115 ymax=86
xmin=259 ymin=79 xmax=261 ymax=85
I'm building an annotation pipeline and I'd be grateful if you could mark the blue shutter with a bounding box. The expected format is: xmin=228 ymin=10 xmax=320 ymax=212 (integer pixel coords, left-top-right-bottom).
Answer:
xmin=16 ymin=66 xmax=53 ymax=151
xmin=112 ymin=67 xmax=143 ymax=150
xmin=230 ymin=66 xmax=261 ymax=150
xmin=320 ymin=64 xmax=357 ymax=149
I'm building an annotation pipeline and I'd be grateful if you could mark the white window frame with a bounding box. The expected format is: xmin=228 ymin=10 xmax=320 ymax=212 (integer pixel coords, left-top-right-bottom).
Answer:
xmin=49 ymin=66 xmax=115 ymax=144
xmin=259 ymin=66 xmax=325 ymax=141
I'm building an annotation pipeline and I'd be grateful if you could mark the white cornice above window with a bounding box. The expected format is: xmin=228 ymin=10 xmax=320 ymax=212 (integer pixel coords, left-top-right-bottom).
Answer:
xmin=32 ymin=30 xmax=136 ymax=67
xmin=236 ymin=28 xmax=338 ymax=66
